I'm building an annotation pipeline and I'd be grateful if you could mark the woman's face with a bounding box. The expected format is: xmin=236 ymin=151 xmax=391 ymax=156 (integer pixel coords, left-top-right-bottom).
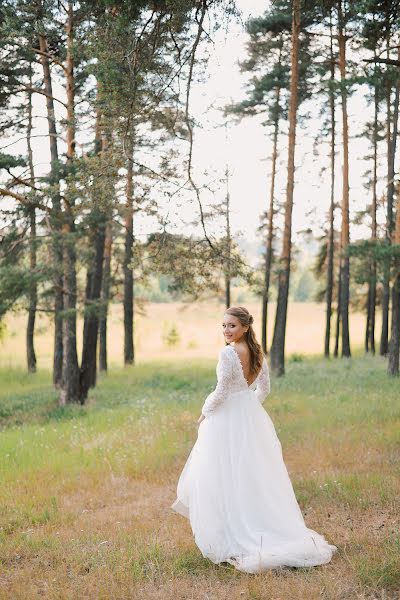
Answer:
xmin=222 ymin=314 xmax=248 ymax=343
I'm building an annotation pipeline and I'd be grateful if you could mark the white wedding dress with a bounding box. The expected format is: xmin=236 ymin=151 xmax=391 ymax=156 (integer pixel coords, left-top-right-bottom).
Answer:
xmin=170 ymin=344 xmax=337 ymax=573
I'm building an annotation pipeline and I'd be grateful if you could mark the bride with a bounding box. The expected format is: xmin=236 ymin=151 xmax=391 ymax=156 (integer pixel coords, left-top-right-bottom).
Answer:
xmin=171 ymin=306 xmax=337 ymax=573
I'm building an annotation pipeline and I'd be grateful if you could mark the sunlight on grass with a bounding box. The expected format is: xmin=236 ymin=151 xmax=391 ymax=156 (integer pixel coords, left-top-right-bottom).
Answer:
xmin=0 ymin=354 xmax=399 ymax=598
xmin=350 ymin=536 xmax=400 ymax=592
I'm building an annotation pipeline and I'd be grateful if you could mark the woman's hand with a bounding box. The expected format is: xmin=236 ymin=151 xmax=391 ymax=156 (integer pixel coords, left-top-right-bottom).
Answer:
xmin=197 ymin=413 xmax=205 ymax=424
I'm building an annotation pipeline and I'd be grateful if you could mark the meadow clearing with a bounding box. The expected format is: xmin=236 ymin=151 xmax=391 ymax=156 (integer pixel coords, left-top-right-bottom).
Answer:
xmin=0 ymin=301 xmax=376 ymax=368
xmin=0 ymin=303 xmax=399 ymax=599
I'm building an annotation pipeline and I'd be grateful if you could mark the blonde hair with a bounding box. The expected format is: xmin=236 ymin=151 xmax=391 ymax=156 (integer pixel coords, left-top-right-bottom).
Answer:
xmin=224 ymin=306 xmax=264 ymax=377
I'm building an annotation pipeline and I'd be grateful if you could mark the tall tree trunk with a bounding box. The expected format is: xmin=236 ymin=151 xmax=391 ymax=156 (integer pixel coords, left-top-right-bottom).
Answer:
xmin=270 ymin=0 xmax=301 ymax=376
xmin=99 ymin=222 xmax=112 ymax=372
xmin=388 ymin=181 xmax=400 ymax=376
xmin=60 ymin=1 xmax=80 ymax=405
xmin=79 ymin=108 xmax=106 ymax=400
xmin=380 ymin=45 xmax=400 ymax=355
xmin=325 ymin=13 xmax=336 ymax=358
xmin=380 ymin=70 xmax=392 ymax=355
xmin=262 ymin=58 xmax=281 ymax=355
xmin=124 ymin=150 xmax=135 ymax=365
xmin=38 ymin=32 xmax=63 ymax=385
xmin=225 ymin=164 xmax=231 ymax=309
xmin=26 ymin=69 xmax=37 ymax=373
xmin=368 ymin=79 xmax=379 ymax=355
xmin=338 ymin=0 xmax=351 ymax=358
xmin=60 ymin=217 xmax=79 ymax=405
xmin=79 ymin=216 xmax=106 ymax=401
xmin=365 ymin=284 xmax=371 ymax=353
xmin=27 ymin=205 xmax=37 ymax=373
xmin=334 ymin=263 xmax=342 ymax=358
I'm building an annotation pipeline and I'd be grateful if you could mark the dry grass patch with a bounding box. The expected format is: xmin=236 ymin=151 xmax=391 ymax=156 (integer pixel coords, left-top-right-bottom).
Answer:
xmin=0 ymin=355 xmax=399 ymax=599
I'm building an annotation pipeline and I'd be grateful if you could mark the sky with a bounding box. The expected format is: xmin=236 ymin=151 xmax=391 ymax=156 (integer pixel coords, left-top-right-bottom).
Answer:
xmin=2 ymin=0 xmax=382 ymax=255
xmin=166 ymin=0 xmax=380 ymax=251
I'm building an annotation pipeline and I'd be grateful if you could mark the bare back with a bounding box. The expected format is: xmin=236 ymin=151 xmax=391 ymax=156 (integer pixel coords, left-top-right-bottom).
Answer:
xmin=232 ymin=343 xmax=260 ymax=386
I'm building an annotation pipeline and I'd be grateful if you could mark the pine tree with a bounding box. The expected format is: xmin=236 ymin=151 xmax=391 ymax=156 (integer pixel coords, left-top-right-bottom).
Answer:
xmin=270 ymin=0 xmax=302 ymax=376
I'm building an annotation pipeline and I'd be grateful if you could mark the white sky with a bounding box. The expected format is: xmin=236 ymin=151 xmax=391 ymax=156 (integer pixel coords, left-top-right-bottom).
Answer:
xmin=2 ymin=0 xmax=384 ymax=253
xmin=177 ymin=0 xmax=382 ymax=248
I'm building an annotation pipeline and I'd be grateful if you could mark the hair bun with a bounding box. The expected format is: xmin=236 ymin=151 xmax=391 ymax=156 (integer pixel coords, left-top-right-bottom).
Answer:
xmin=248 ymin=315 xmax=254 ymax=325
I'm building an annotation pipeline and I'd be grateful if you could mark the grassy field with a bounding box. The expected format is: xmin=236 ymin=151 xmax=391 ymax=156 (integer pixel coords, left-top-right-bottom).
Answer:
xmin=0 ymin=301 xmax=380 ymax=368
xmin=0 ymin=350 xmax=399 ymax=599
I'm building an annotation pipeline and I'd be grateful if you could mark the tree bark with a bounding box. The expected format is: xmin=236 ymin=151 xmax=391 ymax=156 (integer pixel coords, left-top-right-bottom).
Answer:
xmin=60 ymin=0 xmax=80 ymax=404
xmin=367 ymin=79 xmax=379 ymax=354
xmin=124 ymin=149 xmax=135 ymax=365
xmin=99 ymin=222 xmax=112 ymax=372
xmin=262 ymin=51 xmax=282 ymax=355
xmin=380 ymin=71 xmax=392 ymax=355
xmin=38 ymin=32 xmax=63 ymax=385
xmin=79 ymin=216 xmax=106 ymax=401
xmin=388 ymin=272 xmax=400 ymax=375
xmin=334 ymin=262 xmax=342 ymax=358
xmin=380 ymin=47 xmax=400 ymax=355
xmin=365 ymin=284 xmax=371 ymax=353
xmin=380 ymin=108 xmax=391 ymax=354
xmin=338 ymin=0 xmax=351 ymax=358
xmin=26 ymin=69 xmax=37 ymax=373
xmin=270 ymin=0 xmax=301 ymax=376
xmin=79 ymin=105 xmax=106 ymax=399
xmin=388 ymin=181 xmax=400 ymax=376
xmin=325 ymin=13 xmax=336 ymax=358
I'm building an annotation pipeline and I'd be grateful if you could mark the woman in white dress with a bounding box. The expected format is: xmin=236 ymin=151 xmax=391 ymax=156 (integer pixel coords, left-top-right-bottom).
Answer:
xmin=171 ymin=306 xmax=337 ymax=573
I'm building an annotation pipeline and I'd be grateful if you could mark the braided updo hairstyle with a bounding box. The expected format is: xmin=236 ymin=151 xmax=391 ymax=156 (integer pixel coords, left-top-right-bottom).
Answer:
xmin=224 ymin=306 xmax=264 ymax=378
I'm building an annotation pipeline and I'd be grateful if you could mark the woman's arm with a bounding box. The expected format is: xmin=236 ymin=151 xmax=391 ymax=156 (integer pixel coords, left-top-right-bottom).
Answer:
xmin=200 ymin=348 xmax=232 ymax=418
xmin=254 ymin=356 xmax=271 ymax=404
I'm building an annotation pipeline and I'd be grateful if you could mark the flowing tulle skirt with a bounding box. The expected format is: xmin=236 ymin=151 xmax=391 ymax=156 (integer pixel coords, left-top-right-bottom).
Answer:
xmin=171 ymin=388 xmax=337 ymax=573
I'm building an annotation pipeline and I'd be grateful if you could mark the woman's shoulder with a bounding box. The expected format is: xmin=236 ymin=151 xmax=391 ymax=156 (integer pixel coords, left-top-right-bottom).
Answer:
xmin=232 ymin=343 xmax=247 ymax=357
xmin=219 ymin=344 xmax=233 ymax=355
xmin=218 ymin=344 xmax=235 ymax=360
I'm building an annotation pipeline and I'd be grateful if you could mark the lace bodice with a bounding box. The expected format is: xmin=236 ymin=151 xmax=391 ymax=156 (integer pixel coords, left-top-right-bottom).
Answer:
xmin=201 ymin=345 xmax=271 ymax=418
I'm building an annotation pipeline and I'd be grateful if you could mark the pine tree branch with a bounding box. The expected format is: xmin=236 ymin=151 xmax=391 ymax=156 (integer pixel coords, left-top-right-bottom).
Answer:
xmin=0 ymin=133 xmax=60 ymax=151
xmin=5 ymin=169 xmax=42 ymax=193
xmin=8 ymin=40 xmax=67 ymax=73
xmin=184 ymin=0 xmax=215 ymax=250
xmin=31 ymin=47 xmax=67 ymax=73
xmin=363 ymin=58 xmax=400 ymax=67
xmin=0 ymin=188 xmax=51 ymax=213
xmin=15 ymin=83 xmax=67 ymax=108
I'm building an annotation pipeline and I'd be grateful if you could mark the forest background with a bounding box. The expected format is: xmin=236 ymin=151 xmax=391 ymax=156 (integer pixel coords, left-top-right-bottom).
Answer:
xmin=0 ymin=1 xmax=399 ymax=598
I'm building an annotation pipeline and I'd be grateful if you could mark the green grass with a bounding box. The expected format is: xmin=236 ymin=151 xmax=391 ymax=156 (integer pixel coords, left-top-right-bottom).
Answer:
xmin=0 ymin=360 xmax=215 ymax=536
xmin=0 ymin=360 xmax=212 ymax=428
xmin=0 ymin=353 xmax=399 ymax=598
xmin=351 ymin=535 xmax=400 ymax=591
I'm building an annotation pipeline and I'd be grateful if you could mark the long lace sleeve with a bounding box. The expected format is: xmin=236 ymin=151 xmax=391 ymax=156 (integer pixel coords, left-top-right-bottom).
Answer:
xmin=254 ymin=356 xmax=271 ymax=404
xmin=201 ymin=347 xmax=232 ymax=418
